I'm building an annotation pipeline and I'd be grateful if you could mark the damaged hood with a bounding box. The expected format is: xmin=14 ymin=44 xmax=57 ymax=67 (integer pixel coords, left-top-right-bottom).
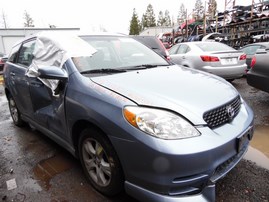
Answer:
xmin=91 ymin=65 xmax=239 ymax=124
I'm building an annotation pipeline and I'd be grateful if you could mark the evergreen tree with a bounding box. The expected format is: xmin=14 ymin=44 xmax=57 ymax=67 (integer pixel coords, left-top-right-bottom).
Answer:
xmin=164 ymin=10 xmax=172 ymax=26
xmin=23 ymin=10 xmax=34 ymax=27
xmin=141 ymin=14 xmax=147 ymax=30
xmin=157 ymin=11 xmax=165 ymax=26
xmin=129 ymin=8 xmax=140 ymax=35
xmin=177 ymin=3 xmax=187 ymax=25
xmin=193 ymin=0 xmax=204 ymax=20
xmin=144 ymin=4 xmax=156 ymax=28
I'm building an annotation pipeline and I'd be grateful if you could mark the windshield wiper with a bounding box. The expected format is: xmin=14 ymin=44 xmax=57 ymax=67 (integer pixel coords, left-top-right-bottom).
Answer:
xmin=125 ymin=64 xmax=168 ymax=70
xmin=80 ymin=68 xmax=127 ymax=74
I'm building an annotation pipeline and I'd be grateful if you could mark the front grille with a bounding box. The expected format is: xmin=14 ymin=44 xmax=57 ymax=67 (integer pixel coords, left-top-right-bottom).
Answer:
xmin=203 ymin=96 xmax=241 ymax=128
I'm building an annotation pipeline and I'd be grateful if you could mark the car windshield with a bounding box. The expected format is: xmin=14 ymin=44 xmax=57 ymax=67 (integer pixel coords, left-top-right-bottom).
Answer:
xmin=196 ymin=43 xmax=235 ymax=52
xmin=75 ymin=36 xmax=169 ymax=73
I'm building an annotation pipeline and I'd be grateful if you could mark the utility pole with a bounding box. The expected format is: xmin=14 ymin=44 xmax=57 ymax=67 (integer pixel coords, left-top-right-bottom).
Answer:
xmin=186 ymin=9 xmax=188 ymax=39
xmin=216 ymin=12 xmax=218 ymax=33
xmin=251 ymin=0 xmax=254 ymax=18
xmin=204 ymin=1 xmax=207 ymax=36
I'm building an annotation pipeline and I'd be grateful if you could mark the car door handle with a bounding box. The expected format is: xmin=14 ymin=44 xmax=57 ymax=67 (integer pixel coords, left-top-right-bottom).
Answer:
xmin=10 ymin=72 xmax=15 ymax=76
xmin=29 ymin=81 xmax=43 ymax=87
xmin=182 ymin=56 xmax=186 ymax=59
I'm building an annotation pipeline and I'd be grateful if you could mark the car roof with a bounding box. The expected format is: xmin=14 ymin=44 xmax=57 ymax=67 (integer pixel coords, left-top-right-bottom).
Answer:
xmin=12 ymin=32 xmax=127 ymax=48
xmin=180 ymin=41 xmax=223 ymax=45
xmin=79 ymin=32 xmax=126 ymax=37
xmin=241 ymin=42 xmax=269 ymax=48
xmin=172 ymin=41 xmax=225 ymax=48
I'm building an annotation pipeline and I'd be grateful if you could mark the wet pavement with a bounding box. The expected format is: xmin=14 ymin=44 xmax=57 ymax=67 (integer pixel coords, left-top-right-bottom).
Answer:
xmin=0 ymin=76 xmax=269 ymax=202
xmin=233 ymin=77 xmax=269 ymax=171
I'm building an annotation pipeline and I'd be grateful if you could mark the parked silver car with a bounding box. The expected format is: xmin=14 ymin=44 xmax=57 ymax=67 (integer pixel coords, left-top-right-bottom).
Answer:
xmin=3 ymin=32 xmax=254 ymax=202
xmin=169 ymin=41 xmax=247 ymax=80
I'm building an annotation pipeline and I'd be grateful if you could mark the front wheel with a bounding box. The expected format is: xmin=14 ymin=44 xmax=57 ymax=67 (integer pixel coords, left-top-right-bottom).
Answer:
xmin=8 ymin=96 xmax=25 ymax=127
xmin=78 ymin=128 xmax=124 ymax=196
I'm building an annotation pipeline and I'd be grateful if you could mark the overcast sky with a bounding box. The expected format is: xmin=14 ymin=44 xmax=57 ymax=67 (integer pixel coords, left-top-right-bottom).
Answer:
xmin=1 ymin=0 xmax=252 ymax=34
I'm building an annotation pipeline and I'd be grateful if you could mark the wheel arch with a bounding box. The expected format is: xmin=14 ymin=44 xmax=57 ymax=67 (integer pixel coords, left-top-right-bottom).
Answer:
xmin=74 ymin=120 xmax=125 ymax=195
xmin=5 ymin=87 xmax=11 ymax=99
xmin=72 ymin=120 xmax=117 ymax=159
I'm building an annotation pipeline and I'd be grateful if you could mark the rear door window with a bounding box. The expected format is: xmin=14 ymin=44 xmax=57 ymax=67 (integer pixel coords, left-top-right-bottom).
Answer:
xmin=8 ymin=44 xmax=21 ymax=63
xmin=169 ymin=45 xmax=180 ymax=54
xmin=177 ymin=44 xmax=190 ymax=54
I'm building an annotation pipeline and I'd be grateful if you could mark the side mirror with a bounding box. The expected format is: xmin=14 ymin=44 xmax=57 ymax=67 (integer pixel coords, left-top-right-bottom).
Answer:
xmin=38 ymin=66 xmax=68 ymax=82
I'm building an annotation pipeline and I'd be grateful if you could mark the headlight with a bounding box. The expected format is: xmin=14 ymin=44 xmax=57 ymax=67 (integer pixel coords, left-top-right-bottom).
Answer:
xmin=123 ymin=106 xmax=200 ymax=139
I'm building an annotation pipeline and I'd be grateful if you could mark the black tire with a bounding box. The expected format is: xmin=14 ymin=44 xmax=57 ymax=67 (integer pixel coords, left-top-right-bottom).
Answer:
xmin=8 ymin=96 xmax=25 ymax=127
xmin=78 ymin=128 xmax=124 ymax=196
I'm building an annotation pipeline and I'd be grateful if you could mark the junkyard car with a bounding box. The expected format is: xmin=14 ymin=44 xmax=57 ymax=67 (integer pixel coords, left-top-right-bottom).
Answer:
xmin=0 ymin=52 xmax=8 ymax=73
xmin=239 ymin=42 xmax=269 ymax=71
xmin=3 ymin=32 xmax=254 ymax=202
xmin=247 ymin=48 xmax=269 ymax=93
xmin=169 ymin=41 xmax=247 ymax=80
xmin=131 ymin=35 xmax=170 ymax=60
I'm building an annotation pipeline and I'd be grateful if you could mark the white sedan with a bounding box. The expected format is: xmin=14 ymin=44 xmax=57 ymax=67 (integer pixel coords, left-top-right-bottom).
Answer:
xmin=169 ymin=41 xmax=247 ymax=80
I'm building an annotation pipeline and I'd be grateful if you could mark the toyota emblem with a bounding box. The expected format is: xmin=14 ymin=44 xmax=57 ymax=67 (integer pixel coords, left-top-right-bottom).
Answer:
xmin=227 ymin=105 xmax=235 ymax=120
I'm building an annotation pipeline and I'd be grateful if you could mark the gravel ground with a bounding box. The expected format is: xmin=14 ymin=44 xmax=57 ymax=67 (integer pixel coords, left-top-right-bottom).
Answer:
xmin=215 ymin=78 xmax=269 ymax=202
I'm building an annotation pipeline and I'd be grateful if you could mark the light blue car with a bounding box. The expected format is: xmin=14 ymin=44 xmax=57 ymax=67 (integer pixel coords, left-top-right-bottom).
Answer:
xmin=3 ymin=32 xmax=254 ymax=202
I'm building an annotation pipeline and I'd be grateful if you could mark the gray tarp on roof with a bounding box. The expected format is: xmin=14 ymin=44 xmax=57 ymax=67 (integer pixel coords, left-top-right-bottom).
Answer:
xmin=26 ymin=31 xmax=96 ymax=94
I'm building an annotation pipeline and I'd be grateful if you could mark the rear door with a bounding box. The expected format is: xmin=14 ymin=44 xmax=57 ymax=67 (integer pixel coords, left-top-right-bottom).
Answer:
xmin=9 ymin=38 xmax=68 ymax=138
xmin=169 ymin=44 xmax=190 ymax=65
xmin=6 ymin=39 xmax=35 ymax=117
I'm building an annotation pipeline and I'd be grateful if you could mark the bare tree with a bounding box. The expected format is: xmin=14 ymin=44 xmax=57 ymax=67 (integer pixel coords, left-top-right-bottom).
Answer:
xmin=23 ymin=10 xmax=35 ymax=27
xmin=1 ymin=10 xmax=8 ymax=28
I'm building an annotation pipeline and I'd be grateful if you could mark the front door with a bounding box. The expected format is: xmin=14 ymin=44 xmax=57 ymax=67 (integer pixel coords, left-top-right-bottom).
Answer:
xmin=15 ymin=39 xmax=67 ymax=138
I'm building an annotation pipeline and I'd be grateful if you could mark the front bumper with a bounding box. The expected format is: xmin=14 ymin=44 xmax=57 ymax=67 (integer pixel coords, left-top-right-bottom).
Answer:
xmin=124 ymin=124 xmax=253 ymax=202
xmin=125 ymin=181 xmax=216 ymax=202
xmin=110 ymin=100 xmax=254 ymax=202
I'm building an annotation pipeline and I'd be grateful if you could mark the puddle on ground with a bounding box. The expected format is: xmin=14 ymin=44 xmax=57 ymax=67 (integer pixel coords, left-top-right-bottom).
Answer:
xmin=33 ymin=154 xmax=73 ymax=190
xmin=244 ymin=125 xmax=269 ymax=170
xmin=0 ymin=75 xmax=3 ymax=85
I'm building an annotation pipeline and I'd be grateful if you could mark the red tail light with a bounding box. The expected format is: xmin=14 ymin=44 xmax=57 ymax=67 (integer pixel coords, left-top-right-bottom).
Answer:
xmin=165 ymin=50 xmax=170 ymax=60
xmin=250 ymin=56 xmax=256 ymax=69
xmin=200 ymin=55 xmax=219 ymax=62
xmin=239 ymin=54 xmax=247 ymax=60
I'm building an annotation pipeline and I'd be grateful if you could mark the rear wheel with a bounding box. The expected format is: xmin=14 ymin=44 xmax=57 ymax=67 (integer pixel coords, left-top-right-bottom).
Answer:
xmin=8 ymin=96 xmax=25 ymax=127
xmin=78 ymin=128 xmax=124 ymax=196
